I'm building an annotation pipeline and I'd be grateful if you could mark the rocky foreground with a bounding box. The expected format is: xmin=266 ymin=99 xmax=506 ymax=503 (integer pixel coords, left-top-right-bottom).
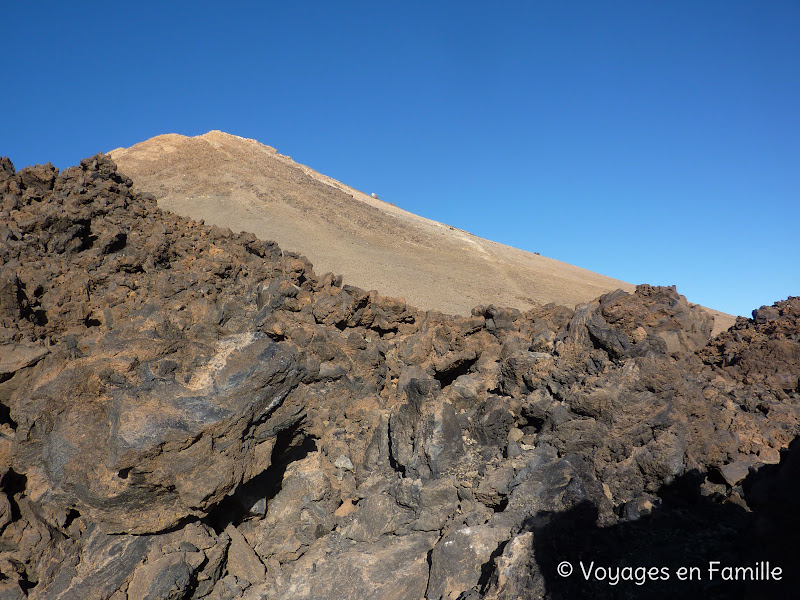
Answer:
xmin=0 ymin=155 xmax=798 ymax=599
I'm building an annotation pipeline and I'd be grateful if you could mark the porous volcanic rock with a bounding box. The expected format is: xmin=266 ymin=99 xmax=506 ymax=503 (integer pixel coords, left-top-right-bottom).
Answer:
xmin=0 ymin=155 xmax=798 ymax=599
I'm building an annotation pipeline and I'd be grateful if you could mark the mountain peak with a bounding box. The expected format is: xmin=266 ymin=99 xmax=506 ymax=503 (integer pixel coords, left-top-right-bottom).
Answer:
xmin=109 ymin=131 xmax=734 ymax=333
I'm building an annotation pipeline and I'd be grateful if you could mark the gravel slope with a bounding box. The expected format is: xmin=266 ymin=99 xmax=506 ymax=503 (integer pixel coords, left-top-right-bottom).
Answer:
xmin=109 ymin=130 xmax=734 ymax=334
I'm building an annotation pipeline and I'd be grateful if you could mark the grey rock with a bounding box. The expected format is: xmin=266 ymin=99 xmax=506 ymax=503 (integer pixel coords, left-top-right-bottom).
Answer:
xmin=341 ymin=492 xmax=414 ymax=542
xmin=32 ymin=527 xmax=151 ymax=600
xmin=0 ymin=343 xmax=48 ymax=379
xmin=273 ymin=532 xmax=438 ymax=600
xmin=224 ymin=524 xmax=265 ymax=584
xmin=427 ymin=524 xmax=510 ymax=600
xmin=8 ymin=336 xmax=306 ymax=534
xmin=127 ymin=553 xmax=198 ymax=600
xmin=720 ymin=459 xmax=754 ymax=487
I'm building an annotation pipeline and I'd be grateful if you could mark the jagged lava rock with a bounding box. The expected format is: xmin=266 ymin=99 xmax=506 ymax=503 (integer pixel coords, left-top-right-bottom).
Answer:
xmin=0 ymin=154 xmax=798 ymax=599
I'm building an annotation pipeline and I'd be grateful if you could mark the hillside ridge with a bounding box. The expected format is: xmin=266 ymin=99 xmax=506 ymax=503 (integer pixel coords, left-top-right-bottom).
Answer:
xmin=108 ymin=131 xmax=735 ymax=334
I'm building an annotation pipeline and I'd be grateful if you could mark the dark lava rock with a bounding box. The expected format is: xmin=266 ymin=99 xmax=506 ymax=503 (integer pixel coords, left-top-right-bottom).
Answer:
xmin=0 ymin=154 xmax=798 ymax=599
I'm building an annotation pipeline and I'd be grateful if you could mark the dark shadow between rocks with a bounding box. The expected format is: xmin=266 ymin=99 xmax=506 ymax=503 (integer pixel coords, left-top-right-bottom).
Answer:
xmin=530 ymin=437 xmax=800 ymax=600
xmin=0 ymin=402 xmax=17 ymax=429
xmin=434 ymin=356 xmax=479 ymax=389
xmin=204 ymin=422 xmax=318 ymax=533
xmin=1 ymin=468 xmax=27 ymax=522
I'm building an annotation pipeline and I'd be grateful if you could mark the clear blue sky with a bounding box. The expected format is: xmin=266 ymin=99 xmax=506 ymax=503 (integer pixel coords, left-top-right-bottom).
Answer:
xmin=2 ymin=1 xmax=797 ymax=317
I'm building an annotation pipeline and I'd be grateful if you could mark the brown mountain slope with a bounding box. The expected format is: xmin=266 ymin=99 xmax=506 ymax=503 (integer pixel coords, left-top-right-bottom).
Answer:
xmin=109 ymin=130 xmax=734 ymax=333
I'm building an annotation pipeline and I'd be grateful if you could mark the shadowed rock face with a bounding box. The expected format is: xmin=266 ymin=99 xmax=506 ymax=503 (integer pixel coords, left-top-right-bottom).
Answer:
xmin=0 ymin=155 xmax=798 ymax=599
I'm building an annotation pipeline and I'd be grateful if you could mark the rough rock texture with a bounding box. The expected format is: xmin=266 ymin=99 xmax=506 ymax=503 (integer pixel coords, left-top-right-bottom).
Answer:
xmin=0 ymin=155 xmax=798 ymax=599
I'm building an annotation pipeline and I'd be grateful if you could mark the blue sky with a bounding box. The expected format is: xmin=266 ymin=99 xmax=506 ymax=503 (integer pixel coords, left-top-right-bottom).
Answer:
xmin=2 ymin=1 xmax=797 ymax=317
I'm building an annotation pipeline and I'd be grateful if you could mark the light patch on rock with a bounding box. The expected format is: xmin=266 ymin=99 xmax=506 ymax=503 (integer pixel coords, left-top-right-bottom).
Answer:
xmin=185 ymin=332 xmax=261 ymax=391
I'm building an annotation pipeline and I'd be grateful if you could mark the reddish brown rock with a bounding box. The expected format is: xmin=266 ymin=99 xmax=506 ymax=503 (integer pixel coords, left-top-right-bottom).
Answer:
xmin=0 ymin=154 xmax=798 ymax=599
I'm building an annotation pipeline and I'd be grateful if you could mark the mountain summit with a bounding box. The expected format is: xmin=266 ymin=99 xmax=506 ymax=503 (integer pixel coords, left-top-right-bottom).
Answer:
xmin=109 ymin=131 xmax=732 ymax=332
